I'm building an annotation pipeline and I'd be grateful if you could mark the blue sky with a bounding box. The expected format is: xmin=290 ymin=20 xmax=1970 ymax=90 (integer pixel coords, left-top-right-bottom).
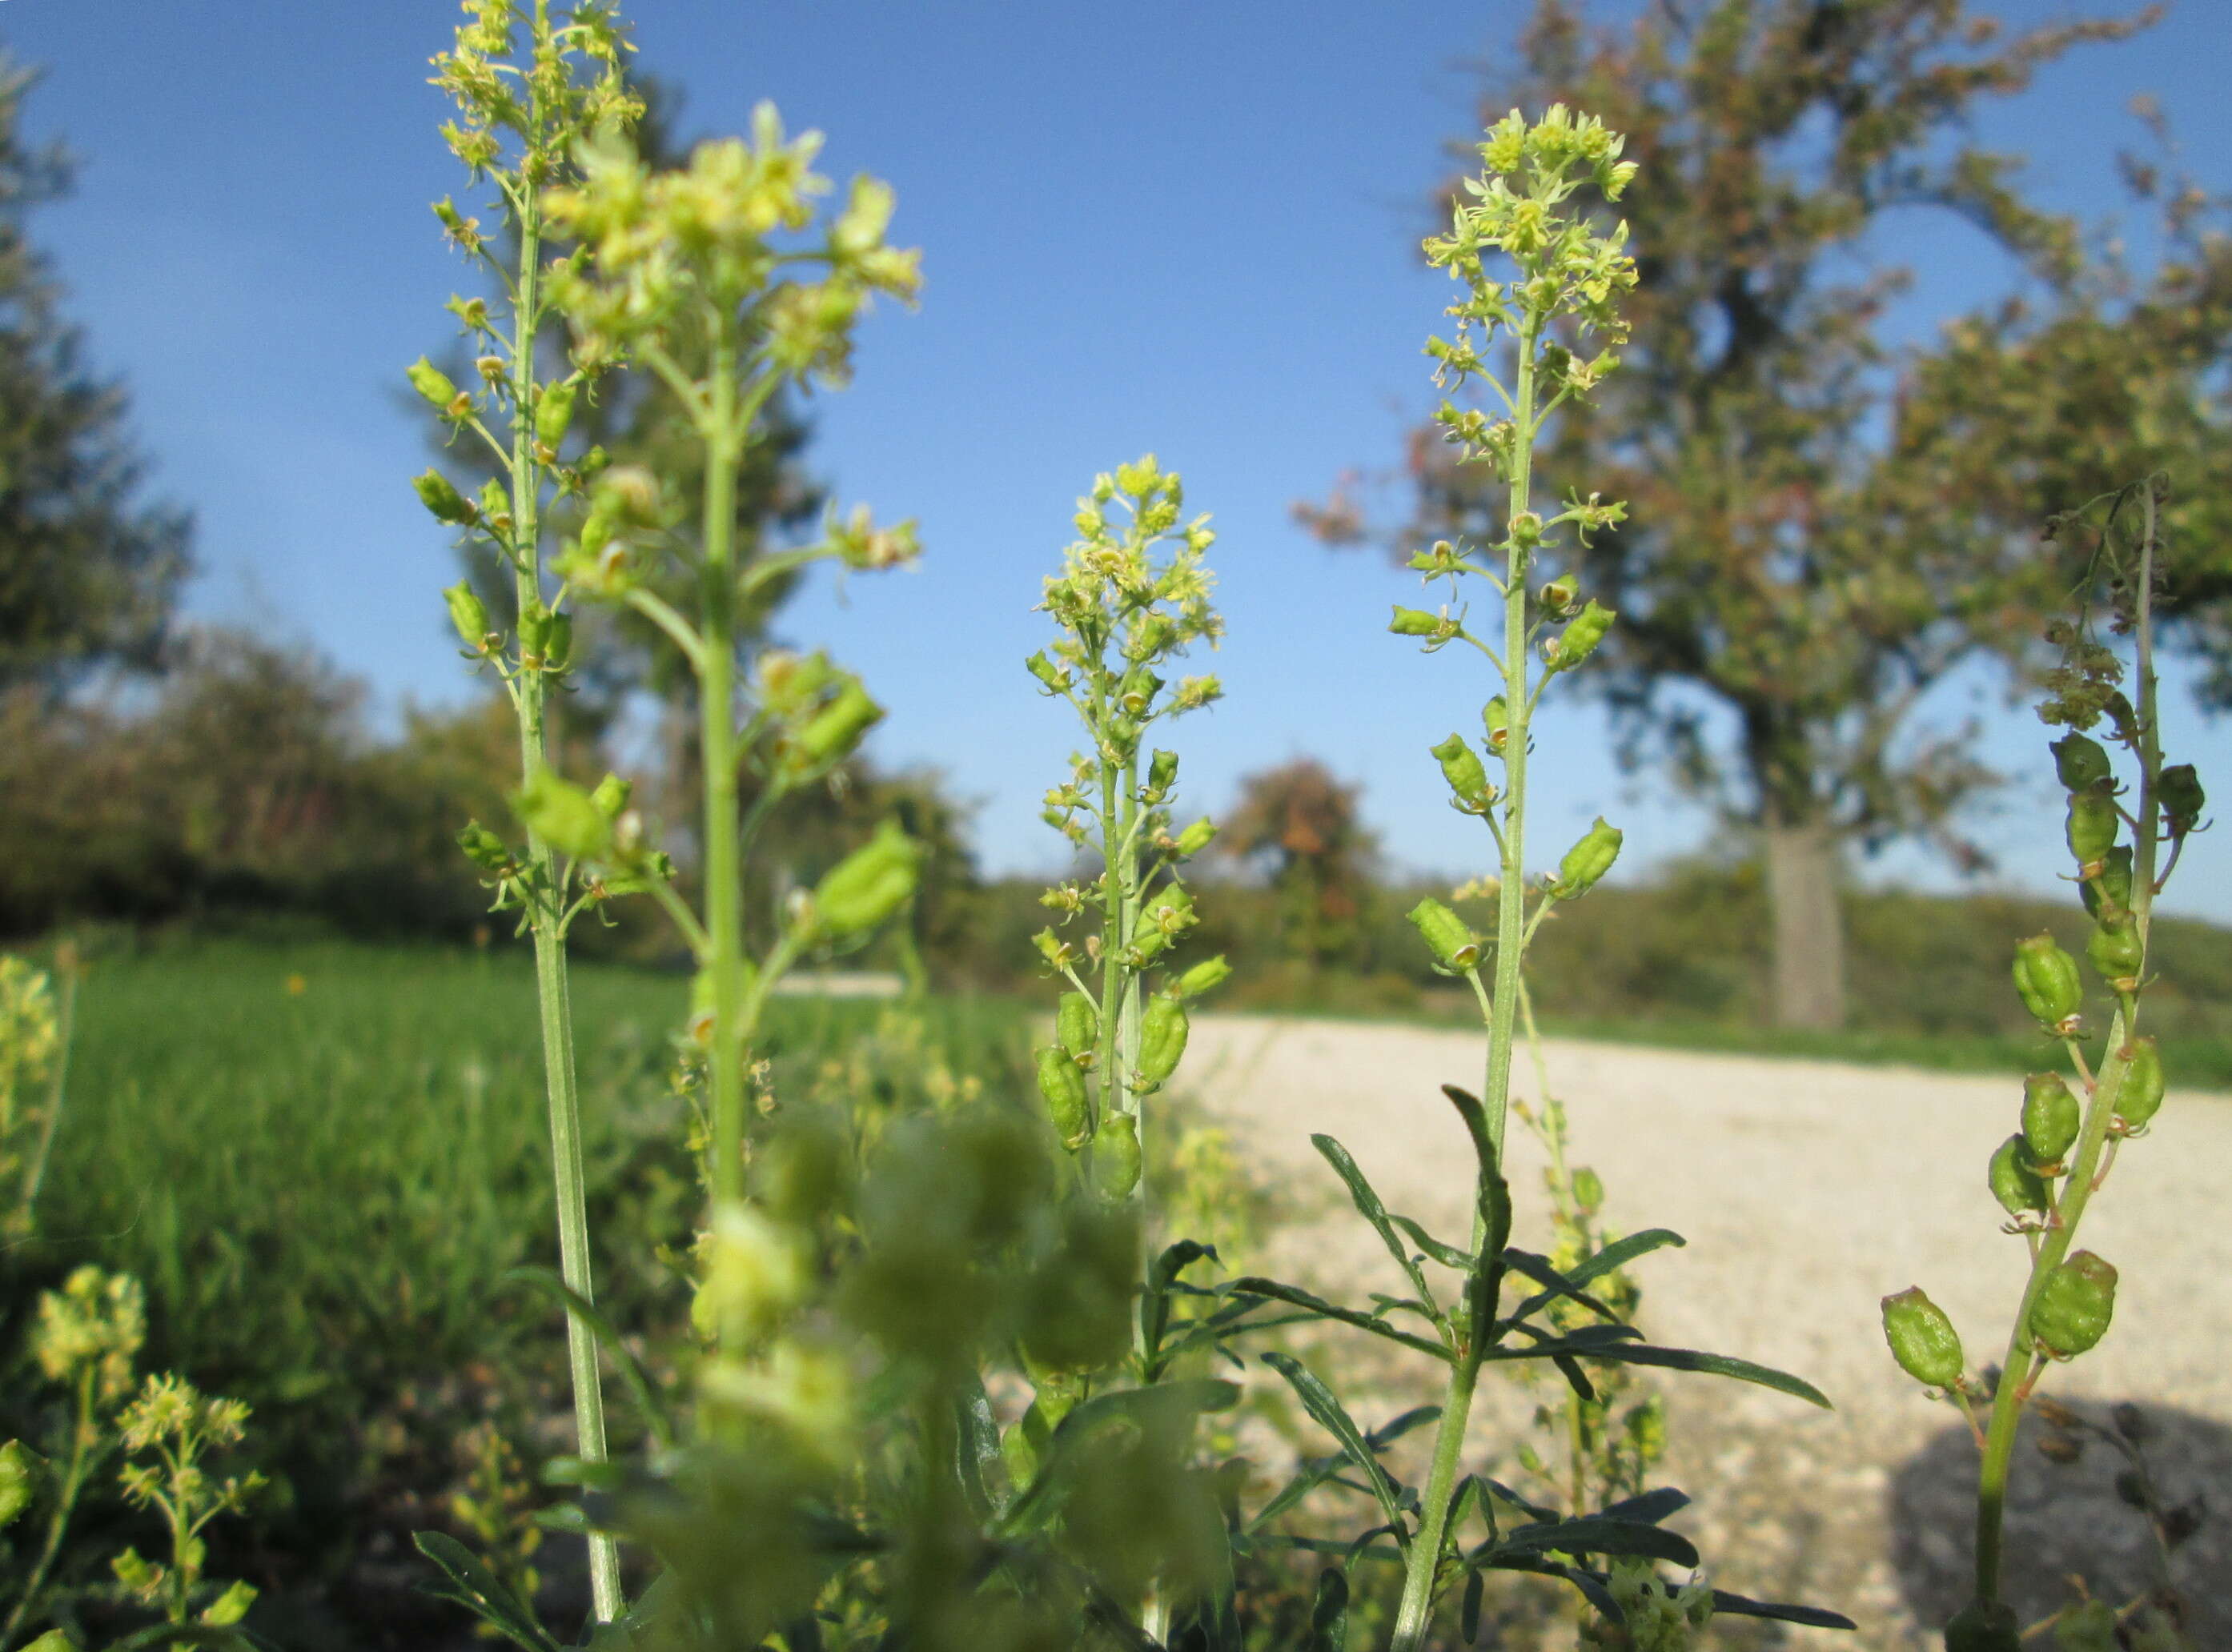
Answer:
xmin=6 ymin=1 xmax=2228 ymax=917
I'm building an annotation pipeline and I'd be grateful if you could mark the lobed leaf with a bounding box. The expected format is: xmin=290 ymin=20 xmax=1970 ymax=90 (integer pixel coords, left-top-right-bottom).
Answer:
xmin=1223 ymin=1277 xmax=1455 ymax=1361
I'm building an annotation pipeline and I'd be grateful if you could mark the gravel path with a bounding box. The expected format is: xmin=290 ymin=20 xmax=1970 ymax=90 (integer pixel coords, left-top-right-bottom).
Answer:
xmin=1177 ymin=1013 xmax=2232 ymax=1650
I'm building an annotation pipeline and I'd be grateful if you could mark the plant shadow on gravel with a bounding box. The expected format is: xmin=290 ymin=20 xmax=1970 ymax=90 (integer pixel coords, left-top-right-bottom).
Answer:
xmin=1887 ymin=1400 xmax=2228 ymax=1644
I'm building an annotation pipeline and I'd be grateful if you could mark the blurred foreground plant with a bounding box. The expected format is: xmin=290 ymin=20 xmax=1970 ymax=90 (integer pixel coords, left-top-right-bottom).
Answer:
xmin=1881 ymin=477 xmax=2207 ymax=1652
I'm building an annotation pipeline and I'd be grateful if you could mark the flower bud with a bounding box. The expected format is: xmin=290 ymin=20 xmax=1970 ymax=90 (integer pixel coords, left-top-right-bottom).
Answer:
xmin=1550 ymin=816 xmax=1623 ymax=899
xmin=2050 ymin=733 xmax=2113 ymax=793
xmin=535 ymin=381 xmax=576 ymax=448
xmin=0 ymin=1438 xmax=36 ymax=1530
xmin=1572 ymin=1167 xmax=1603 ymax=1211
xmin=1431 ymin=733 xmax=1493 ymax=814
xmin=2159 ymin=764 xmax=2205 ymax=836
xmin=1408 ymin=897 xmax=1482 ymax=972
xmin=1057 ymin=992 xmax=1099 ymax=1065
xmin=1035 ymin=1047 xmax=1090 ymax=1149
xmin=2021 ymin=1073 xmax=2080 ymax=1169
xmin=1389 ymin=607 xmax=1443 ymax=636
xmin=1173 ymin=816 xmax=1217 ymax=856
xmin=407 ymin=356 xmax=461 ymax=411
xmin=513 ymin=772 xmax=612 ymax=861
xmin=1092 ymin=1113 xmax=1141 ymax=1199
xmin=443 ymin=582 xmax=492 ymax=652
xmin=1987 ymin=1134 xmax=2048 ymax=1219
xmin=809 ymin=820 xmax=919 ymax=940
xmin=1135 ymin=996 xmax=1190 ymax=1089
xmin=2065 ymin=791 xmax=2119 ymax=872
xmin=591 ymin=774 xmax=632 ymax=821
xmin=413 ymin=469 xmax=476 ymax=526
xmin=2114 ymin=1036 xmax=2164 ymax=1131
xmin=1881 ymin=1286 xmax=1965 ymax=1389
xmin=2011 ymin=934 xmax=2081 ymax=1031
xmin=1544 ymin=599 xmax=1614 ymax=672
xmin=2029 ymin=1251 xmax=2117 ymax=1359
xmin=2085 ymin=918 xmax=2142 ymax=985
xmin=1170 ymin=955 xmax=1231 ymax=1000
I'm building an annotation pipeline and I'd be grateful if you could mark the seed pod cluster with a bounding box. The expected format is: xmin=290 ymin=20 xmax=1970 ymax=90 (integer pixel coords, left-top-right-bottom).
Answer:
xmin=2010 ymin=933 xmax=2081 ymax=1032
xmin=1987 ymin=1135 xmax=2048 ymax=1220
xmin=1035 ymin=1047 xmax=1090 ymax=1149
xmin=1548 ymin=816 xmax=1622 ymax=900
xmin=1407 ymin=897 xmax=1482 ymax=974
xmin=2114 ymin=1037 xmax=2164 ymax=1133
xmin=2020 ymin=1073 xmax=2080 ymax=1169
xmin=1134 ymin=996 xmax=1189 ymax=1091
xmin=1430 ymin=732 xmax=1495 ymax=814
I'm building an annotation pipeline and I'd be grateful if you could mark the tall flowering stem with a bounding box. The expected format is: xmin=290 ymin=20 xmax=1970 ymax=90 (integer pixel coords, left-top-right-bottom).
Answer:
xmin=1387 ymin=106 xmax=1638 ymax=1652
xmin=416 ymin=2 xmax=640 ymax=1618
xmin=1025 ymin=457 xmax=1227 ymax=1209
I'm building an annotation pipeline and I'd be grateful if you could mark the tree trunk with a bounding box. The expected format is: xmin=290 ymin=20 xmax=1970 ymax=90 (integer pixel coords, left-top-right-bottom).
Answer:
xmin=1763 ymin=816 xmax=1846 ymax=1030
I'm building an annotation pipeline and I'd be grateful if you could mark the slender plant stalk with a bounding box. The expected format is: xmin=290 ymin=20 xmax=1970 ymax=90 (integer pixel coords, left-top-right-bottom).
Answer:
xmin=505 ymin=110 xmax=621 ymax=1622
xmin=699 ymin=334 xmax=748 ymax=1209
xmin=19 ymin=944 xmax=75 ymax=1224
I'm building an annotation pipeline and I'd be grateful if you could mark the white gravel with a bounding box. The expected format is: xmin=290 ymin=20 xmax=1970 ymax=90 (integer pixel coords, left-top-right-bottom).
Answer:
xmin=1175 ymin=1013 xmax=2232 ymax=1650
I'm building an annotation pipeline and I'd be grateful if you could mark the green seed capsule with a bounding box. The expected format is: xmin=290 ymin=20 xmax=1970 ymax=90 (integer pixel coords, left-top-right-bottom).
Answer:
xmin=1024 ymin=652 xmax=1070 ymax=694
xmin=1550 ymin=816 xmax=1623 ymax=899
xmin=1881 ymin=1286 xmax=1965 ymax=1389
xmin=413 ymin=469 xmax=476 ymax=526
xmin=1481 ymin=696 xmax=1510 ymax=754
xmin=2021 ymin=1073 xmax=2080 ymax=1168
xmin=543 ymin=610 xmax=573 ymax=672
xmin=1056 ymin=992 xmax=1099 ymax=1065
xmin=512 ymin=772 xmax=612 ymax=862
xmin=590 ymin=773 xmax=632 ymax=821
xmin=1546 ymin=599 xmax=1615 ymax=672
xmin=456 ymin=820 xmax=514 ymax=875
xmin=535 ymin=381 xmax=576 ymax=448
xmin=1136 ymin=996 xmax=1190 ymax=1089
xmin=2029 ymin=1250 xmax=2117 ymax=1359
xmin=1389 ymin=606 xmax=1443 ymax=636
xmin=2012 ymin=934 xmax=2082 ymax=1029
xmin=2159 ymin=763 xmax=2206 ymax=836
xmin=1173 ymin=816 xmax=1217 ymax=856
xmin=1093 ymin=1112 xmax=1141 ymax=1198
xmin=1988 ymin=1134 xmax=2049 ymax=1219
xmin=407 ymin=355 xmax=461 ymax=411
xmin=1943 ymin=1599 xmax=2021 ymax=1652
xmin=2065 ymin=791 xmax=2120 ymax=870
xmin=2085 ymin=918 xmax=2143 ymax=984
xmin=2114 ymin=1036 xmax=2164 ymax=1130
xmin=1035 ymin=1046 xmax=1090 ymax=1149
xmin=810 ymin=820 xmax=920 ymax=940
xmin=1430 ymin=732 xmax=1493 ymax=813
xmin=2081 ymin=845 xmax=2134 ymax=923
xmin=1407 ymin=897 xmax=1482 ymax=972
xmin=443 ymin=581 xmax=492 ymax=652
xmin=0 ymin=1438 xmax=37 ymax=1530
xmin=1170 ymin=955 xmax=1231 ymax=1000
xmin=787 ymin=680 xmax=884 ymax=773
xmin=1536 ymin=574 xmax=1579 ymax=615
xmin=1143 ymin=747 xmax=1178 ymax=800
xmin=2050 ymin=733 xmax=2113 ymax=794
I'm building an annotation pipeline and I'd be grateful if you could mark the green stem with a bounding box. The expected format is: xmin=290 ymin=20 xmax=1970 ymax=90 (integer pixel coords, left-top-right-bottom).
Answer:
xmin=1391 ymin=318 xmax=1540 ymax=1652
xmin=20 ymin=954 xmax=74 ymax=1225
xmin=701 ymin=328 xmax=747 ymax=1212
xmin=508 ymin=90 xmax=620 ymax=1618
xmin=0 ymin=1366 xmax=95 ymax=1649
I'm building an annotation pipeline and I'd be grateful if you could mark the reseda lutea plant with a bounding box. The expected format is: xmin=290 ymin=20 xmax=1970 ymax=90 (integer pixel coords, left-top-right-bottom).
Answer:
xmin=1881 ymin=477 xmax=2206 ymax=1652
xmin=1216 ymin=108 xmax=1847 ymax=1652
xmin=413 ymin=1 xmax=642 ymax=1617
xmin=1027 ymin=455 xmax=1230 ymax=1205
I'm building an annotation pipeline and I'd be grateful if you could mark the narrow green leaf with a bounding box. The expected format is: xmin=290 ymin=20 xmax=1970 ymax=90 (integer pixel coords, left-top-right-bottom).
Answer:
xmin=1226 ymin=1277 xmax=1455 ymax=1361
xmin=1312 ymin=1134 xmax=1439 ymax=1313
xmin=1262 ymin=1352 xmax=1411 ymax=1550
xmin=1566 ymin=1227 xmax=1685 ymax=1286
xmin=412 ymin=1531 xmax=564 ymax=1652
xmin=1484 ymin=1338 xmax=1831 ymax=1409
xmin=501 ymin=1267 xmax=676 ymax=1450
xmin=1461 ymin=1570 xmax=1484 ymax=1642
xmin=1596 ymin=1486 xmax=1689 ymax=1526
xmin=1391 ymin=1213 xmax=1474 ymax=1269
xmin=1499 ymin=1247 xmax=1622 ymax=1325
xmin=1707 ymin=1590 xmax=1858 ymax=1630
xmin=1497 ymin=1516 xmax=1700 ymax=1566
xmin=1306 ymin=1566 xmax=1350 ymax=1652
xmin=1143 ymin=1238 xmax=1220 ymax=1369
